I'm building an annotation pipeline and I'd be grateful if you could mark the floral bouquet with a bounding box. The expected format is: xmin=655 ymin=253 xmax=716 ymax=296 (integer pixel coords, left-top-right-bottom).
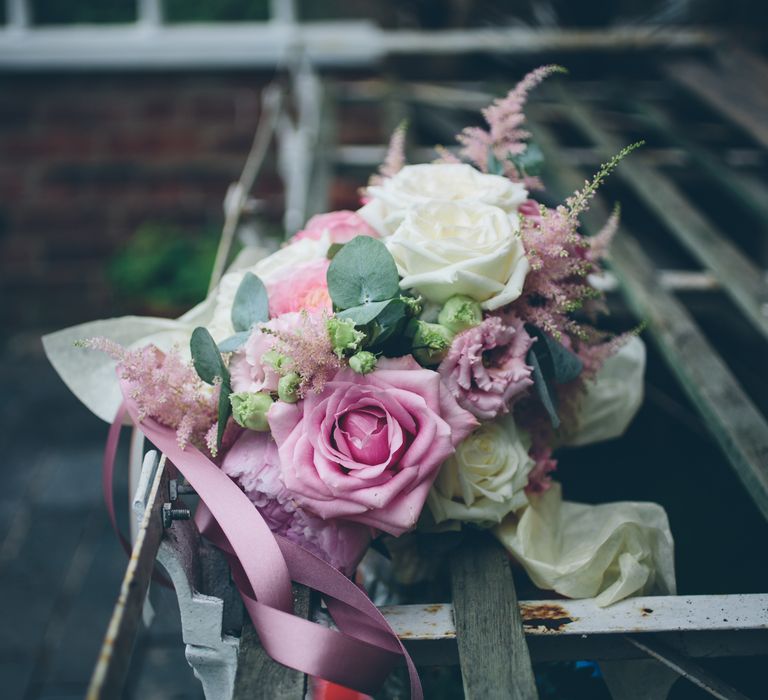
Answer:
xmin=44 ymin=66 xmax=674 ymax=695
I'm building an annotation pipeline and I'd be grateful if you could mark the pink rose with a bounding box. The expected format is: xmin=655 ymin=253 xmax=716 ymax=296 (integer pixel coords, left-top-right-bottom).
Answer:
xmin=268 ymin=356 xmax=477 ymax=536
xmin=266 ymin=259 xmax=332 ymax=317
xmin=229 ymin=312 xmax=302 ymax=394
xmin=518 ymin=198 xmax=543 ymax=222
xmin=438 ymin=315 xmax=534 ymax=420
xmin=291 ymin=210 xmax=379 ymax=244
xmin=221 ymin=430 xmax=371 ymax=575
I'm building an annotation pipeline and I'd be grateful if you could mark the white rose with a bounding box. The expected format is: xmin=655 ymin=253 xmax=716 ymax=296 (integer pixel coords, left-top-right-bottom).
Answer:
xmin=359 ymin=163 xmax=528 ymax=236
xmin=428 ymin=416 xmax=534 ymax=526
xmin=563 ymin=336 xmax=646 ymax=447
xmin=207 ymin=232 xmax=332 ymax=341
xmin=386 ymin=201 xmax=529 ymax=310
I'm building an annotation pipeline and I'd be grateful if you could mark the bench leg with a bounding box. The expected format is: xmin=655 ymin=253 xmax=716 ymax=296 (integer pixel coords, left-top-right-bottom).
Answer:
xmin=186 ymin=640 xmax=240 ymax=700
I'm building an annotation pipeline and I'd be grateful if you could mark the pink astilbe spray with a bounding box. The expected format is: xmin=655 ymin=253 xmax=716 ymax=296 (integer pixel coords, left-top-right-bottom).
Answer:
xmin=268 ymin=312 xmax=341 ymax=396
xmin=512 ymin=142 xmax=642 ymax=341
xmin=369 ymin=120 xmax=408 ymax=187
xmin=456 ymin=65 xmax=565 ymax=185
xmin=80 ymin=338 xmax=218 ymax=454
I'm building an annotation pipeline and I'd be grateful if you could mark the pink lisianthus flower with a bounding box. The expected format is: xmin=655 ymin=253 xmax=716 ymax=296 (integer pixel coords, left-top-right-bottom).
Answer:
xmin=291 ymin=210 xmax=379 ymax=244
xmin=268 ymin=356 xmax=478 ymax=536
xmin=221 ymin=430 xmax=371 ymax=575
xmin=266 ymin=259 xmax=332 ymax=317
xmin=229 ymin=312 xmax=302 ymax=394
xmin=438 ymin=314 xmax=535 ymax=421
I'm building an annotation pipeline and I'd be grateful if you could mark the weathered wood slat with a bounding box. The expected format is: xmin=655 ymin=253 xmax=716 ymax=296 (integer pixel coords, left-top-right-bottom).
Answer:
xmin=87 ymin=454 xmax=167 ymax=699
xmin=553 ymin=89 xmax=768 ymax=343
xmin=531 ymin=119 xmax=768 ymax=522
xmin=449 ymin=536 xmax=539 ymax=700
xmin=664 ymin=59 xmax=768 ymax=150
xmin=232 ymin=585 xmax=311 ymax=700
xmin=625 ymin=635 xmax=752 ymax=700
xmin=380 ymin=594 xmax=768 ymax=641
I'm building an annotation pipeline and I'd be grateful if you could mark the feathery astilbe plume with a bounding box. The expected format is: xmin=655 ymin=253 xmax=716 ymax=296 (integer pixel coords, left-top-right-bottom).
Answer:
xmin=369 ymin=120 xmax=408 ymax=186
xmin=79 ymin=337 xmax=218 ymax=453
xmin=512 ymin=204 xmax=599 ymax=340
xmin=456 ymin=65 xmax=565 ymax=183
xmin=512 ymin=141 xmax=641 ymax=340
xmin=268 ymin=312 xmax=341 ymax=396
xmin=587 ymin=203 xmax=621 ymax=263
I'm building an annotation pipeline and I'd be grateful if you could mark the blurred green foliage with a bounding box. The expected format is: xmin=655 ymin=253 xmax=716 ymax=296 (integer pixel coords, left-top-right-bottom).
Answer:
xmin=165 ymin=0 xmax=269 ymax=23
xmin=31 ymin=0 xmax=136 ymax=24
xmin=108 ymin=223 xmax=219 ymax=313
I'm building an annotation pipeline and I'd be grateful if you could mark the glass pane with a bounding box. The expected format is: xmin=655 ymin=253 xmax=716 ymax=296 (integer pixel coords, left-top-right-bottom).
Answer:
xmin=298 ymin=0 xmax=377 ymax=21
xmin=32 ymin=0 xmax=137 ymax=24
xmin=164 ymin=0 xmax=269 ymax=22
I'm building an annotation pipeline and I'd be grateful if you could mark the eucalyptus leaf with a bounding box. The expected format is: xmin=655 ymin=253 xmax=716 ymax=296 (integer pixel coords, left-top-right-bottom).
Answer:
xmin=327 ymin=236 xmax=400 ymax=310
xmin=366 ymin=298 xmax=408 ymax=348
xmin=487 ymin=147 xmax=505 ymax=176
xmin=509 ymin=142 xmax=544 ymax=177
xmin=217 ymin=379 xmax=232 ymax=449
xmin=526 ymin=324 xmax=583 ymax=384
xmin=326 ymin=242 xmax=345 ymax=260
xmin=190 ymin=327 xmax=229 ymax=385
xmin=217 ymin=331 xmax=251 ymax=353
xmin=528 ymin=347 xmax=560 ymax=429
xmin=337 ymin=299 xmax=397 ymax=326
xmin=231 ymin=272 xmax=268 ymax=333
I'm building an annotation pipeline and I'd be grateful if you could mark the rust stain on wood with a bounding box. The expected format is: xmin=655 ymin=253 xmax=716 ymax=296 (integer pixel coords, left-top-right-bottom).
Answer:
xmin=520 ymin=603 xmax=576 ymax=633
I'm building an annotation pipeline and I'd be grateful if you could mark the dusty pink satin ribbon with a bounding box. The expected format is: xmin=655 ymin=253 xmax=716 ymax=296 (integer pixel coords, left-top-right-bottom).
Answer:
xmin=105 ymin=389 xmax=423 ymax=698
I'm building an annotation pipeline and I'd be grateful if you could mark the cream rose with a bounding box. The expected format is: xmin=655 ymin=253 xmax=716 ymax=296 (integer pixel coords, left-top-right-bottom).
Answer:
xmin=386 ymin=201 xmax=529 ymax=310
xmin=428 ymin=415 xmax=534 ymax=526
xmin=207 ymin=232 xmax=333 ymax=341
xmin=359 ymin=163 xmax=528 ymax=236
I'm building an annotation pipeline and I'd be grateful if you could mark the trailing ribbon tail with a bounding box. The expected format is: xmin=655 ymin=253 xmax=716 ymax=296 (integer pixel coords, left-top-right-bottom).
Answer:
xmin=113 ymin=382 xmax=423 ymax=699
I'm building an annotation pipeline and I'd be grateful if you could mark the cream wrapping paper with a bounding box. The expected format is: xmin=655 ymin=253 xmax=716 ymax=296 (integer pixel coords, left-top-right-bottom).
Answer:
xmin=494 ymin=482 xmax=675 ymax=606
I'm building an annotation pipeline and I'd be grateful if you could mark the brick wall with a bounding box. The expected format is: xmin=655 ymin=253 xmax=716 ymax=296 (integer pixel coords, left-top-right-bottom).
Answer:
xmin=0 ymin=71 xmax=312 ymax=343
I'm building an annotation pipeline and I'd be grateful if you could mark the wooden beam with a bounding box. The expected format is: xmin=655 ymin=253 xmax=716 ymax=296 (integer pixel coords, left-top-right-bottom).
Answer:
xmin=552 ymin=88 xmax=768 ymax=343
xmin=664 ymin=59 xmax=768 ymax=150
xmin=87 ymin=455 xmax=167 ymax=699
xmin=450 ymin=535 xmax=538 ymax=700
xmin=232 ymin=586 xmax=311 ymax=700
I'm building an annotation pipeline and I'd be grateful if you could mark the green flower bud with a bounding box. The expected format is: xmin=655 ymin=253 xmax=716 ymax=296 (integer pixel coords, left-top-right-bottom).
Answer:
xmin=327 ymin=317 xmax=365 ymax=358
xmin=262 ymin=349 xmax=291 ymax=374
xmin=400 ymin=294 xmax=423 ymax=318
xmin=230 ymin=391 xmax=274 ymax=431
xmin=437 ymin=295 xmax=483 ymax=334
xmin=277 ymin=372 xmax=301 ymax=403
xmin=349 ymin=351 xmax=377 ymax=375
xmin=412 ymin=320 xmax=454 ymax=366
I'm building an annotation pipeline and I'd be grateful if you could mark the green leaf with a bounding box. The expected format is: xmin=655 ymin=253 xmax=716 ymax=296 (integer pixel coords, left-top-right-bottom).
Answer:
xmin=487 ymin=147 xmax=505 ymax=176
xmin=190 ymin=327 xmax=229 ymax=385
xmin=327 ymin=236 xmax=400 ymax=310
xmin=528 ymin=347 xmax=560 ymax=429
xmin=526 ymin=324 xmax=583 ymax=384
xmin=231 ymin=272 xmax=268 ymax=333
xmin=217 ymin=379 xmax=232 ymax=449
xmin=326 ymin=242 xmax=345 ymax=260
xmin=218 ymin=331 xmax=251 ymax=353
xmin=337 ymin=299 xmax=397 ymax=326
xmin=366 ymin=298 xmax=408 ymax=349
xmin=509 ymin=142 xmax=544 ymax=177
